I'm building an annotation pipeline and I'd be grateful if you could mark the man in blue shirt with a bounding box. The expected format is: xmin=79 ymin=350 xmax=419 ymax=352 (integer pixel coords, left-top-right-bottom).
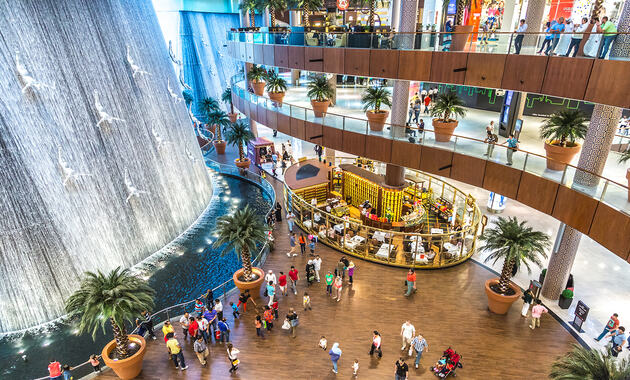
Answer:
xmin=218 ymin=318 xmax=231 ymax=343
xmin=410 ymin=333 xmax=429 ymax=368
xmin=546 ymin=17 xmax=565 ymax=55
xmin=504 ymin=134 xmax=519 ymax=166
xmin=608 ymin=326 xmax=626 ymax=357
xmin=203 ymin=308 xmax=218 ymax=341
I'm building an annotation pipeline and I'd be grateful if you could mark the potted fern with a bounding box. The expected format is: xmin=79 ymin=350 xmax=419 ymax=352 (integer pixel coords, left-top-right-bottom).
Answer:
xmin=222 ymin=88 xmax=238 ymax=123
xmin=619 ymin=149 xmax=630 ymax=201
xmin=550 ymin=344 xmax=630 ymax=379
xmin=362 ymin=86 xmax=392 ymax=132
xmin=65 ymin=268 xmax=155 ymax=380
xmin=226 ymin=120 xmax=255 ymax=169
xmin=430 ymin=92 xmax=467 ymax=142
xmin=247 ymin=65 xmax=267 ymax=96
xmin=266 ymin=70 xmax=288 ymax=105
xmin=558 ymin=289 xmax=573 ymax=309
xmin=207 ymin=109 xmax=231 ymax=155
xmin=480 ymin=216 xmax=550 ymax=314
xmin=213 ymin=205 xmax=269 ymax=294
xmin=540 ymin=110 xmax=588 ymax=171
xmin=307 ymin=75 xmax=334 ymax=117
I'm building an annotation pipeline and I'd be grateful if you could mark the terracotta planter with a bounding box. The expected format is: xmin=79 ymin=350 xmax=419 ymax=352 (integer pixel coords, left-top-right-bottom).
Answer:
xmin=366 ymin=110 xmax=389 ymax=132
xmin=432 ymin=119 xmax=459 ymax=142
xmin=311 ymin=99 xmax=331 ymax=117
xmin=268 ymin=91 xmax=286 ymax=105
xmin=235 ymin=157 xmax=251 ymax=169
xmin=484 ymin=279 xmax=522 ymax=315
xmin=101 ymin=335 xmax=146 ymax=380
xmin=451 ymin=25 xmax=474 ymax=51
xmin=626 ymin=169 xmax=630 ymax=202
xmin=213 ymin=140 xmax=226 ymax=155
xmin=233 ymin=267 xmax=265 ymax=295
xmin=251 ymin=81 xmax=265 ymax=96
xmin=544 ymin=141 xmax=581 ymax=171
xmin=228 ymin=113 xmax=238 ymax=123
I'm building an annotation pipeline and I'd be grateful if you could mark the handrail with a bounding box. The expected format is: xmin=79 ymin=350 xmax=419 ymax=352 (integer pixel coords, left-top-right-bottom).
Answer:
xmin=230 ymin=30 xmax=630 ymax=36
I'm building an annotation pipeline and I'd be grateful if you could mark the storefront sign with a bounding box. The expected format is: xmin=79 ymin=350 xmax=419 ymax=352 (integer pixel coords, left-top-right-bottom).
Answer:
xmin=572 ymin=300 xmax=589 ymax=332
xmin=447 ymin=0 xmax=457 ymax=15
xmin=337 ymin=0 xmax=349 ymax=11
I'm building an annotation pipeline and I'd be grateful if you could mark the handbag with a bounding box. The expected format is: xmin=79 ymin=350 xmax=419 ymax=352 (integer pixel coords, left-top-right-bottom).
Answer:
xmin=282 ymin=319 xmax=291 ymax=330
xmin=232 ymin=359 xmax=240 ymax=366
xmin=264 ymin=289 xmax=268 ymax=297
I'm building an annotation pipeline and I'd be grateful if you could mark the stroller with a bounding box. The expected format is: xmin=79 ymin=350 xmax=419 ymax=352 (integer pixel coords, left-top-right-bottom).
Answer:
xmin=431 ymin=347 xmax=463 ymax=378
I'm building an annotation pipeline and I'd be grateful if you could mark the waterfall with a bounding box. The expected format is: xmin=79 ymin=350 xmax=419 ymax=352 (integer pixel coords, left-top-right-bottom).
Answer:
xmin=0 ymin=0 xmax=213 ymax=332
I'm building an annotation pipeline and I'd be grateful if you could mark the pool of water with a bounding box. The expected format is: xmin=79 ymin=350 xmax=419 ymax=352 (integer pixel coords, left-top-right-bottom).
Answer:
xmin=0 ymin=171 xmax=272 ymax=379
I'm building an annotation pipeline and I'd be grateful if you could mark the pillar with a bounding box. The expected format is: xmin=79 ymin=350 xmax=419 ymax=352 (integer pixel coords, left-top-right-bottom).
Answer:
xmin=263 ymin=8 xmax=270 ymax=27
xmin=385 ymin=164 xmax=406 ymax=187
xmin=325 ymin=148 xmax=336 ymax=164
xmin=541 ymin=104 xmax=622 ymax=299
xmin=500 ymin=0 xmax=518 ymax=32
xmin=522 ymin=0 xmax=546 ymax=49
xmin=328 ymin=75 xmax=337 ymax=106
xmin=250 ymin=119 xmax=259 ymax=137
xmin=291 ymin=70 xmax=300 ymax=86
xmin=289 ymin=10 xmax=302 ymax=26
xmin=390 ymin=0 xmax=401 ymax=31
xmin=610 ymin=0 xmax=630 ymax=59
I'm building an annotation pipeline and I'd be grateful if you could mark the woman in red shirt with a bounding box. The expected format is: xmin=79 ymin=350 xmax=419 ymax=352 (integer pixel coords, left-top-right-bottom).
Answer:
xmin=188 ymin=316 xmax=199 ymax=339
xmin=405 ymin=269 xmax=417 ymax=296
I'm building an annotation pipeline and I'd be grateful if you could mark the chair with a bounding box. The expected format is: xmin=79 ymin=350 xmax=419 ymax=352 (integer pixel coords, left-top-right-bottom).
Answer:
xmin=305 ymin=32 xmax=319 ymax=46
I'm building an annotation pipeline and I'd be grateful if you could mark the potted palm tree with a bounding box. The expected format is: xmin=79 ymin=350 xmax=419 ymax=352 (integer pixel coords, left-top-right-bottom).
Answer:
xmin=451 ymin=0 xmax=473 ymax=51
xmin=480 ymin=216 xmax=550 ymax=314
xmin=65 ymin=268 xmax=155 ymax=380
xmin=619 ymin=149 xmax=630 ymax=201
xmin=550 ymin=344 xmax=630 ymax=379
xmin=362 ymin=86 xmax=392 ymax=132
xmin=307 ymin=75 xmax=334 ymax=117
xmin=239 ymin=0 xmax=261 ymax=30
xmin=207 ymin=109 xmax=231 ymax=155
xmin=247 ymin=65 xmax=267 ymax=96
xmin=430 ymin=92 xmax=467 ymax=142
xmin=226 ymin=120 xmax=255 ymax=169
xmin=222 ymin=88 xmax=238 ymax=123
xmin=292 ymin=0 xmax=324 ymax=27
xmin=265 ymin=70 xmax=288 ymax=105
xmin=540 ymin=110 xmax=588 ymax=171
xmin=261 ymin=0 xmax=288 ymax=29
xmin=200 ymin=97 xmax=220 ymax=136
xmin=213 ymin=205 xmax=268 ymax=294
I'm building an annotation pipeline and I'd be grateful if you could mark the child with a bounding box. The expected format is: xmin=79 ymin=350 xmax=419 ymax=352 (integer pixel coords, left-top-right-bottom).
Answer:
xmin=255 ymin=315 xmax=265 ymax=338
xmin=352 ymin=359 xmax=359 ymax=376
xmin=303 ymin=292 xmax=312 ymax=311
xmin=272 ymin=300 xmax=279 ymax=319
xmin=230 ymin=302 xmax=240 ymax=319
xmin=308 ymin=239 xmax=315 ymax=254
xmin=62 ymin=364 xmax=73 ymax=380
xmin=89 ymin=355 xmax=100 ymax=372
xmin=319 ymin=335 xmax=328 ymax=350
xmin=348 ymin=261 xmax=356 ymax=284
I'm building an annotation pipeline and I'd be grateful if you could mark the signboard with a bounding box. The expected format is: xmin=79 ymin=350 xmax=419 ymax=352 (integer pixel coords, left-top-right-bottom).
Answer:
xmin=337 ymin=0 xmax=349 ymax=11
xmin=572 ymin=300 xmax=589 ymax=332
xmin=447 ymin=0 xmax=457 ymax=15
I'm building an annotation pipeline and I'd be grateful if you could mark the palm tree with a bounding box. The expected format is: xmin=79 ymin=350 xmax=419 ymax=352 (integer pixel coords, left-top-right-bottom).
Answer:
xmin=213 ymin=205 xmax=268 ymax=281
xmin=65 ymin=267 xmax=155 ymax=359
xmin=455 ymin=0 xmax=467 ymax=25
xmin=430 ymin=92 xmax=467 ymax=122
xmin=361 ymin=86 xmax=392 ymax=113
xmin=291 ymin=0 xmax=324 ymax=27
xmin=480 ymin=216 xmax=550 ymax=294
xmin=260 ymin=0 xmax=288 ymax=27
xmin=307 ymin=75 xmax=334 ymax=101
xmin=240 ymin=0 xmax=261 ymax=27
xmin=550 ymin=344 xmax=630 ymax=379
xmin=206 ymin=109 xmax=231 ymax=141
xmin=225 ymin=120 xmax=255 ymax=162
xmin=540 ymin=110 xmax=588 ymax=147
xmin=182 ymin=89 xmax=194 ymax=112
xmin=265 ymin=70 xmax=288 ymax=93
xmin=222 ymin=88 xmax=234 ymax=115
xmin=200 ymin=97 xmax=220 ymax=116
xmin=247 ymin=65 xmax=267 ymax=83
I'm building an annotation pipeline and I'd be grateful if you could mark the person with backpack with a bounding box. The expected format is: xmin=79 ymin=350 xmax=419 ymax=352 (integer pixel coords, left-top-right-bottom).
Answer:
xmin=218 ymin=318 xmax=231 ymax=343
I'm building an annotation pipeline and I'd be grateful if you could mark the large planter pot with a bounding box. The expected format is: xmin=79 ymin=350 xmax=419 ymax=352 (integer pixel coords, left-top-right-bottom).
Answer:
xmin=484 ymin=279 xmax=522 ymax=315
xmin=451 ymin=25 xmax=474 ymax=51
xmin=102 ymin=335 xmax=146 ymax=380
xmin=626 ymin=169 xmax=630 ymax=202
xmin=213 ymin=140 xmax=226 ymax=155
xmin=544 ymin=141 xmax=581 ymax=171
xmin=233 ymin=267 xmax=265 ymax=295
xmin=228 ymin=113 xmax=238 ymax=123
xmin=558 ymin=295 xmax=573 ymax=309
xmin=311 ymin=99 xmax=331 ymax=117
xmin=235 ymin=157 xmax=251 ymax=169
xmin=432 ymin=119 xmax=459 ymax=142
xmin=268 ymin=91 xmax=285 ymax=105
xmin=366 ymin=110 xmax=389 ymax=132
xmin=251 ymin=81 xmax=265 ymax=96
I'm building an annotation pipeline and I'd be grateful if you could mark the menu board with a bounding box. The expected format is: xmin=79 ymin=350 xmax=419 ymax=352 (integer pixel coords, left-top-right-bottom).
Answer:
xmin=572 ymin=300 xmax=589 ymax=332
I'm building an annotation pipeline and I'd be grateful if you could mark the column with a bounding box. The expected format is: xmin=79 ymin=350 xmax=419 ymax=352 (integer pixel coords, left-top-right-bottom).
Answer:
xmin=541 ymin=104 xmax=622 ymax=299
xmin=263 ymin=8 xmax=270 ymax=27
xmin=289 ymin=10 xmax=302 ymax=26
xmin=390 ymin=0 xmax=401 ymax=31
xmin=385 ymin=164 xmax=406 ymax=187
xmin=328 ymin=75 xmax=337 ymax=106
xmin=250 ymin=119 xmax=259 ymax=137
xmin=325 ymin=148 xmax=336 ymax=164
xmin=522 ymin=0 xmax=546 ymax=50
xmin=291 ymin=70 xmax=300 ymax=86
xmin=610 ymin=0 xmax=630 ymax=59
xmin=500 ymin=0 xmax=518 ymax=32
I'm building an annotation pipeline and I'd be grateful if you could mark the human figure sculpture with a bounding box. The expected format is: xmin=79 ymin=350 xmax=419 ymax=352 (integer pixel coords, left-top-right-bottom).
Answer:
xmin=94 ymin=90 xmax=125 ymax=128
xmin=126 ymin=45 xmax=150 ymax=78
xmin=124 ymin=170 xmax=149 ymax=203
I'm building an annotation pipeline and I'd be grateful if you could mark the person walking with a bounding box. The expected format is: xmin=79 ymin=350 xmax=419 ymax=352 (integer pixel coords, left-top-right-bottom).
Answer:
xmin=333 ymin=275 xmax=343 ymax=302
xmin=286 ymin=211 xmax=296 ymax=233
xmin=413 ymin=102 xmax=421 ymax=124
xmin=404 ymin=269 xmax=416 ymax=297
xmin=306 ymin=259 xmax=316 ymax=286
xmin=369 ymin=330 xmax=383 ymax=358
xmin=595 ymin=313 xmax=620 ymax=341
xmin=218 ymin=318 xmax=231 ymax=343
xmin=513 ymin=19 xmax=527 ymax=54
xmin=188 ymin=316 xmax=199 ymax=340
xmin=480 ymin=20 xmax=490 ymax=45
xmin=347 ymin=261 xmax=356 ymax=284
xmin=329 ymin=343 xmax=342 ymax=374
xmin=197 ymin=314 xmax=210 ymax=343
xmin=287 ymin=308 xmax=299 ymax=338
xmin=263 ymin=306 xmax=274 ymax=331
xmin=407 ymin=102 xmax=414 ymax=124
xmin=204 ymin=308 xmax=217 ymax=341
xmin=255 ymin=315 xmax=265 ymax=338
xmin=529 ymin=299 xmax=548 ymax=330
xmin=313 ymin=255 xmax=322 ymax=282
xmin=395 ymin=357 xmax=409 ymax=380
xmin=179 ymin=312 xmax=190 ymax=340
xmin=214 ymin=299 xmax=224 ymax=321
xmin=299 ymin=233 xmax=307 ymax=255
xmin=227 ymin=343 xmax=240 ymax=373
xmin=289 ymin=266 xmax=299 ymax=295
xmin=423 ymin=94 xmax=431 ymax=115
xmin=265 ymin=270 xmax=277 ymax=288
xmin=161 ymin=320 xmax=175 ymax=342
xmin=400 ymin=320 xmax=416 ymax=351
xmin=166 ymin=332 xmax=188 ymax=370
xmin=278 ymin=271 xmax=288 ymax=296
xmin=521 ymin=289 xmax=534 ymax=317
xmin=193 ymin=335 xmax=209 ymax=367
xmin=325 ymin=271 xmax=334 ymax=296
xmin=303 ymin=291 xmax=312 ymax=311
xmin=504 ymin=134 xmax=519 ymax=166
xmin=266 ymin=280 xmax=276 ymax=307
xmin=336 ymin=259 xmax=346 ymax=280
xmin=230 ymin=302 xmax=240 ymax=319
xmin=309 ymin=237 xmax=316 ymax=254
xmin=287 ymin=233 xmax=298 ymax=257
xmin=565 ymin=17 xmax=589 ymax=57
xmin=410 ymin=333 xmax=428 ymax=369
xmin=274 ymin=202 xmax=283 ymax=222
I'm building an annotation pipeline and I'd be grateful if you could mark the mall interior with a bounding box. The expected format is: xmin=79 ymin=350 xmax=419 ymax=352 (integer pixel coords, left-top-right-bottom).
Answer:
xmin=2 ymin=0 xmax=630 ymax=379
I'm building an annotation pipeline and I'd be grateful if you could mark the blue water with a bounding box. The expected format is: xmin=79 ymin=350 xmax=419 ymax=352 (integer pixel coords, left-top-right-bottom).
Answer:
xmin=0 ymin=173 xmax=272 ymax=379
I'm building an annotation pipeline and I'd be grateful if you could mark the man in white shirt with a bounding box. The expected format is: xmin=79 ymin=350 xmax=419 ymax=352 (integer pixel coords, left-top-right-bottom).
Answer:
xmin=265 ymin=270 xmax=277 ymax=286
xmin=565 ymin=17 xmax=589 ymax=57
xmin=514 ymin=19 xmax=527 ymax=54
xmin=313 ymin=255 xmax=322 ymax=282
xmin=400 ymin=320 xmax=416 ymax=350
xmin=179 ymin=312 xmax=190 ymax=340
xmin=214 ymin=299 xmax=223 ymax=321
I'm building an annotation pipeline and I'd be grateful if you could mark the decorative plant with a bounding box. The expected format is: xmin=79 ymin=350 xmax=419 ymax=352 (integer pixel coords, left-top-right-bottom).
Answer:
xmin=480 ymin=216 xmax=551 ymax=295
xmin=222 ymin=88 xmax=234 ymax=114
xmin=200 ymin=97 xmax=220 ymax=115
xmin=206 ymin=109 xmax=231 ymax=141
xmin=350 ymin=0 xmax=376 ymax=27
xmin=306 ymin=75 xmax=334 ymax=102
xmin=540 ymin=110 xmax=588 ymax=147
xmin=265 ymin=71 xmax=288 ymax=93
xmin=65 ymin=267 xmax=155 ymax=359
xmin=455 ymin=0 xmax=470 ymax=25
xmin=361 ymin=86 xmax=392 ymax=113
xmin=247 ymin=65 xmax=267 ymax=83
xmin=550 ymin=344 xmax=630 ymax=379
xmin=561 ymin=289 xmax=574 ymax=299
xmin=289 ymin=0 xmax=323 ymax=27
xmin=213 ymin=205 xmax=268 ymax=281
xmin=260 ymin=0 xmax=288 ymax=27
xmin=225 ymin=120 xmax=255 ymax=162
xmin=430 ymin=92 xmax=467 ymax=122
xmin=240 ymin=0 xmax=262 ymax=27
xmin=182 ymin=89 xmax=194 ymax=111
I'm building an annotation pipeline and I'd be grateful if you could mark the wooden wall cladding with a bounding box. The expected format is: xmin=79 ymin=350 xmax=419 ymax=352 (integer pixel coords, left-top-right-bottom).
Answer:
xmin=305 ymin=47 xmax=324 ymax=72
xmin=323 ymin=48 xmax=344 ymax=74
xmin=369 ymin=49 xmax=400 ymax=79
xmin=515 ymin=172 xmax=559 ymax=215
xmin=364 ymin=135 xmax=393 ymax=162
xmin=390 ymin=140 xmax=422 ymax=169
xmin=322 ymin=125 xmax=344 ymax=151
xmin=290 ymin=118 xmax=306 ymax=140
xmin=277 ymin=113 xmax=291 ymax=135
xmin=429 ymin=52 xmax=468 ymax=85
xmin=585 ymin=60 xmax=630 ymax=109
xmin=246 ymin=43 xmax=254 ymax=62
xmin=501 ymin=54 xmax=548 ymax=93
xmin=342 ymin=131 xmax=367 ymax=157
xmin=450 ymin=153 xmax=486 ymax=187
xmin=397 ymin=51 xmax=432 ymax=81
xmin=464 ymin=53 xmax=506 ymax=89
xmin=482 ymin=162 xmax=522 ymax=199
xmin=344 ymin=49 xmax=371 ymax=76
xmin=257 ymin=104 xmax=267 ymax=126
xmin=541 ymin=56 xmax=593 ymax=99
xmin=253 ymin=44 xmax=264 ymax=64
xmin=263 ymin=44 xmax=275 ymax=66
xmin=266 ymin=109 xmax=278 ymax=130
xmin=274 ymin=45 xmax=289 ymax=67
xmin=288 ymin=46 xmax=305 ymax=69
xmin=419 ymin=146 xmax=453 ymax=177
xmin=305 ymin=121 xmax=323 ymax=145
xmin=551 ymin=185 xmax=599 ymax=234
xmin=588 ymin=203 xmax=630 ymax=260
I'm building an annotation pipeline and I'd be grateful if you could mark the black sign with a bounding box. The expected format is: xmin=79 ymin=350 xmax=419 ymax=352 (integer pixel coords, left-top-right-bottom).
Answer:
xmin=575 ymin=301 xmax=589 ymax=321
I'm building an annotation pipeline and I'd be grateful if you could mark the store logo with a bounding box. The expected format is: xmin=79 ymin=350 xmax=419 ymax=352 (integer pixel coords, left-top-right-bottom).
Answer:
xmin=337 ymin=0 xmax=349 ymax=11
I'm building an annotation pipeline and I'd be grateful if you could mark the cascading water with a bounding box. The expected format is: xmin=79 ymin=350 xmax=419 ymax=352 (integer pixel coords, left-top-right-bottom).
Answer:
xmin=0 ymin=0 xmax=213 ymax=332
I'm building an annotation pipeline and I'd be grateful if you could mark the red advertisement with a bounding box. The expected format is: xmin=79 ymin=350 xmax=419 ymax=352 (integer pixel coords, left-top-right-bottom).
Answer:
xmin=547 ymin=0 xmax=575 ymax=21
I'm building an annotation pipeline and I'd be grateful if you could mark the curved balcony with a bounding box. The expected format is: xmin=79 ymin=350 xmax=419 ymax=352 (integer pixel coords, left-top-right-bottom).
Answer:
xmin=230 ymin=74 xmax=630 ymax=261
xmin=228 ymin=31 xmax=630 ymax=109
